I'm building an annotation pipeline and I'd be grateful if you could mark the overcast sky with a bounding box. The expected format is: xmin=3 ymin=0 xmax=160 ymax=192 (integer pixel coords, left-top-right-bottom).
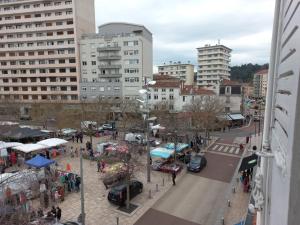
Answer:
xmin=95 ymin=0 xmax=275 ymax=69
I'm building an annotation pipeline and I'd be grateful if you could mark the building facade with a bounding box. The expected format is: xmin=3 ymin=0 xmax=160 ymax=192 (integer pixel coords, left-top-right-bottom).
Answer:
xmin=79 ymin=22 xmax=152 ymax=100
xmin=146 ymin=75 xmax=215 ymax=112
xmin=157 ymin=62 xmax=194 ymax=85
xmin=219 ymin=80 xmax=242 ymax=114
xmin=0 ymin=0 xmax=95 ymax=102
xmin=253 ymin=69 xmax=268 ymax=98
xmin=197 ymin=44 xmax=231 ymax=88
xmin=254 ymin=1 xmax=300 ymax=225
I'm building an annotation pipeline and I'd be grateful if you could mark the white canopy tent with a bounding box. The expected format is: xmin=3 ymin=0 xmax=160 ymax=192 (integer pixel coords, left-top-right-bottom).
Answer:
xmin=37 ymin=138 xmax=68 ymax=148
xmin=13 ymin=144 xmax=46 ymax=153
xmin=0 ymin=141 xmax=23 ymax=150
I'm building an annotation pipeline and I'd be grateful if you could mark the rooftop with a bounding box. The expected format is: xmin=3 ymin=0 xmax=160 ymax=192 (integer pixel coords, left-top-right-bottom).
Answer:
xmin=221 ymin=79 xmax=242 ymax=86
xmin=254 ymin=69 xmax=269 ymax=75
xmin=181 ymin=85 xmax=215 ymax=95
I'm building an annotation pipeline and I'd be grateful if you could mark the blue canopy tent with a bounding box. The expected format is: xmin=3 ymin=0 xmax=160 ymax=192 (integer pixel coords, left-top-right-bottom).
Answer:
xmin=164 ymin=143 xmax=189 ymax=153
xmin=150 ymin=148 xmax=174 ymax=159
xmin=25 ymin=155 xmax=55 ymax=168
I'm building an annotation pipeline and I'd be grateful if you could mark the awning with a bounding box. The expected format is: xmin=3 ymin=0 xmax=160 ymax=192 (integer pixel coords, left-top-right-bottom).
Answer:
xmin=229 ymin=114 xmax=245 ymax=120
xmin=217 ymin=115 xmax=232 ymax=121
xmin=0 ymin=141 xmax=23 ymax=150
xmin=13 ymin=144 xmax=46 ymax=153
xmin=164 ymin=143 xmax=189 ymax=153
xmin=239 ymin=154 xmax=258 ymax=172
xmin=150 ymin=148 xmax=174 ymax=159
xmin=25 ymin=155 xmax=55 ymax=168
xmin=37 ymin=138 xmax=68 ymax=147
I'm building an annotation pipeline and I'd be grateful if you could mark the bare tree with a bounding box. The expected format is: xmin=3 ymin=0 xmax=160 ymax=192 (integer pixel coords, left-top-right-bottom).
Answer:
xmin=187 ymin=96 xmax=225 ymax=138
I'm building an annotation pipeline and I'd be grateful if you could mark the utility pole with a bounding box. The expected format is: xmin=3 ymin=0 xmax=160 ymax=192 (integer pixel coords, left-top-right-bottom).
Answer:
xmin=80 ymin=148 xmax=85 ymax=225
xmin=146 ymin=87 xmax=151 ymax=183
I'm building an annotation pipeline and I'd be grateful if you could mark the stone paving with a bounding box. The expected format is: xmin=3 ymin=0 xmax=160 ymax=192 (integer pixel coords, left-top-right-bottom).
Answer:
xmin=54 ymin=135 xmax=179 ymax=225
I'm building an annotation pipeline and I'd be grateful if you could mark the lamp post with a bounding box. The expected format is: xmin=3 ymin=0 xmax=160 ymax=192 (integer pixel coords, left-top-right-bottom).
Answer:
xmin=138 ymin=80 xmax=156 ymax=183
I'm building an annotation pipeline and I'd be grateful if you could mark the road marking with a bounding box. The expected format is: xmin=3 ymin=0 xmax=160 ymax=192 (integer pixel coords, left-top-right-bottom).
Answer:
xmin=235 ymin=148 xmax=240 ymax=154
xmin=218 ymin=146 xmax=224 ymax=151
xmin=223 ymin=146 xmax=229 ymax=152
xmin=229 ymin=147 xmax=235 ymax=153
xmin=212 ymin=144 xmax=219 ymax=150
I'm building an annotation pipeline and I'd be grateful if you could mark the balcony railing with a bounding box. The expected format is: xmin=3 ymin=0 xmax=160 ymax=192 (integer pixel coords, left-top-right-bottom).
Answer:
xmin=98 ymin=73 xmax=122 ymax=78
xmin=98 ymin=64 xmax=122 ymax=69
xmin=98 ymin=55 xmax=121 ymax=61
xmin=97 ymin=46 xmax=121 ymax=52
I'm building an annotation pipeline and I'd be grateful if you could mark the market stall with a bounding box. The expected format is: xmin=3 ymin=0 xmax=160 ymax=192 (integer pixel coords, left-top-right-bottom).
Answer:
xmin=25 ymin=155 xmax=55 ymax=169
xmin=37 ymin=138 xmax=68 ymax=157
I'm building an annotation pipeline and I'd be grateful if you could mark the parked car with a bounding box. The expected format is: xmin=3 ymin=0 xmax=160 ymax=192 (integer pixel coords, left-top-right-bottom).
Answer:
xmin=187 ymin=155 xmax=207 ymax=172
xmin=107 ymin=180 xmax=143 ymax=206
xmin=100 ymin=124 xmax=113 ymax=131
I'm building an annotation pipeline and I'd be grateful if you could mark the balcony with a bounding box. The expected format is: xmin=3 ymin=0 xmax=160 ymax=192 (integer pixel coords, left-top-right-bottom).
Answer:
xmin=98 ymin=73 xmax=122 ymax=78
xmin=98 ymin=55 xmax=121 ymax=61
xmin=97 ymin=46 xmax=121 ymax=52
xmin=98 ymin=64 xmax=122 ymax=69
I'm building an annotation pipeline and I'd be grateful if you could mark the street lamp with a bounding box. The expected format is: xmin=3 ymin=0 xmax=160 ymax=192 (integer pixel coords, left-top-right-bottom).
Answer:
xmin=138 ymin=80 xmax=156 ymax=183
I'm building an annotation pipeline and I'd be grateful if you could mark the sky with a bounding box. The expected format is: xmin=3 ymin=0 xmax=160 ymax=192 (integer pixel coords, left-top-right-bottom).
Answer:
xmin=94 ymin=0 xmax=275 ymax=70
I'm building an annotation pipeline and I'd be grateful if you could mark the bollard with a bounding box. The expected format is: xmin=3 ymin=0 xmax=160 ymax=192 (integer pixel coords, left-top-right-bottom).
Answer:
xmin=232 ymin=187 xmax=236 ymax=193
xmin=221 ymin=217 xmax=225 ymax=225
xmin=116 ymin=216 xmax=119 ymax=225
xmin=156 ymin=184 xmax=159 ymax=192
xmin=148 ymin=190 xmax=152 ymax=199
xmin=228 ymin=200 xmax=231 ymax=207
xmin=162 ymin=178 xmax=165 ymax=186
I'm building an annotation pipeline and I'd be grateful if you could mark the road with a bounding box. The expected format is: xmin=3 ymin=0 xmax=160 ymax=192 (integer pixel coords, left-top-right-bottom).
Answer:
xmin=134 ymin=123 xmax=256 ymax=225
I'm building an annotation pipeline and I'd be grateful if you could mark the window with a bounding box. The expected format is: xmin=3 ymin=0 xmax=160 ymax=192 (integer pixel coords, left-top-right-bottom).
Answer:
xmin=41 ymin=87 xmax=47 ymax=91
xmin=4 ymin=87 xmax=9 ymax=91
xmin=54 ymin=2 xmax=62 ymax=6
xmin=60 ymin=77 xmax=67 ymax=82
xmin=57 ymin=41 xmax=64 ymax=45
xmin=38 ymin=51 xmax=44 ymax=55
xmin=49 ymin=69 xmax=56 ymax=73
xmin=82 ymin=87 xmax=87 ymax=91
xmin=66 ymin=11 xmax=73 ymax=15
xmin=183 ymin=96 xmax=186 ymax=102
xmin=28 ymin=52 xmax=34 ymax=56
xmin=46 ymin=22 xmax=52 ymax=27
xmin=91 ymin=87 xmax=96 ymax=91
xmin=49 ymin=60 xmax=55 ymax=64
xmin=70 ymin=68 xmax=76 ymax=72
xmin=67 ymin=30 xmax=74 ymax=35
xmin=61 ymin=86 xmax=67 ymax=91
xmin=40 ymin=77 xmax=46 ymax=82
xmin=12 ymin=78 xmax=18 ymax=82
xmin=91 ymin=61 xmax=96 ymax=65
xmin=59 ymin=59 xmax=65 ymax=64
xmin=162 ymin=89 xmax=166 ymax=92
xmin=35 ymin=14 xmax=41 ymax=18
xmin=45 ymin=13 xmax=51 ymax=17
xmin=59 ymin=68 xmax=66 ymax=73
xmin=23 ymin=5 xmax=30 ymax=9
xmin=169 ymin=95 xmax=174 ymax=100
xmin=29 ymin=60 xmax=35 ymax=65
xmin=70 ymin=77 xmax=77 ymax=82
xmin=56 ymin=21 xmax=63 ymax=26
xmin=99 ymin=87 xmax=104 ymax=92
xmin=22 ymin=87 xmax=28 ymax=91
xmin=55 ymin=12 xmax=62 ymax=16
xmin=30 ymin=78 xmax=36 ymax=82
xmin=44 ymin=2 xmax=51 ymax=7
xmin=65 ymin=1 xmax=72 ymax=4
xmin=66 ymin=20 xmax=73 ymax=25
xmin=154 ymin=95 xmax=158 ymax=100
xmin=3 ymin=78 xmax=8 ymax=82
xmin=48 ymin=51 xmax=55 ymax=55
xmin=57 ymin=31 xmax=64 ymax=35
xmin=47 ymin=32 xmax=53 ymax=36
xmin=169 ymin=89 xmax=174 ymax=92
xmin=33 ymin=4 xmax=40 ymax=8
xmin=69 ymin=58 xmax=75 ymax=63
xmin=30 ymin=69 xmax=36 ymax=74
xmin=40 ymin=69 xmax=46 ymax=73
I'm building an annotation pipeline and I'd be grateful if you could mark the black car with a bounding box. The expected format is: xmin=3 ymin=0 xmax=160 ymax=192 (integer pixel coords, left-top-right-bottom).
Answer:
xmin=187 ymin=155 xmax=207 ymax=172
xmin=107 ymin=180 xmax=143 ymax=206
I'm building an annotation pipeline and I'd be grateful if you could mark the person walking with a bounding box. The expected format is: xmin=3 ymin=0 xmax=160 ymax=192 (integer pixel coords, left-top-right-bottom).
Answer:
xmin=56 ymin=206 xmax=61 ymax=222
xmin=97 ymin=160 xmax=101 ymax=172
xmin=172 ymin=170 xmax=176 ymax=186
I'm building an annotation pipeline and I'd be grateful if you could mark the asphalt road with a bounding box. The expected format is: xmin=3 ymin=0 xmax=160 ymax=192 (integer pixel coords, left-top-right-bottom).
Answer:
xmin=135 ymin=153 xmax=240 ymax=225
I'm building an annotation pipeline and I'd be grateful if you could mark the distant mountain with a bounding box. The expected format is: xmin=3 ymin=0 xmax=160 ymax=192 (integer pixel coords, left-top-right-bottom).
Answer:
xmin=230 ymin=63 xmax=269 ymax=83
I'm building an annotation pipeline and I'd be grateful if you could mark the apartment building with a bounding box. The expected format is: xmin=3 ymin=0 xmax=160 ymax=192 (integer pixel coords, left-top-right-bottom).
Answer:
xmin=0 ymin=0 xmax=95 ymax=102
xmin=79 ymin=22 xmax=152 ymax=100
xmin=197 ymin=44 xmax=231 ymax=88
xmin=157 ymin=61 xmax=194 ymax=85
xmin=253 ymin=69 xmax=268 ymax=98
xmin=146 ymin=75 xmax=215 ymax=111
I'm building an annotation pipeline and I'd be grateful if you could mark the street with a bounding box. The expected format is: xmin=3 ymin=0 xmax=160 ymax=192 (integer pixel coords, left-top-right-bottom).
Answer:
xmin=134 ymin=123 xmax=255 ymax=225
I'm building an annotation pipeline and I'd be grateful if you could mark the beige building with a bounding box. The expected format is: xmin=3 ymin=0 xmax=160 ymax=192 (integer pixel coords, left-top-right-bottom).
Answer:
xmin=158 ymin=62 xmax=194 ymax=85
xmin=0 ymin=0 xmax=95 ymax=102
xmin=197 ymin=44 xmax=231 ymax=88
xmin=253 ymin=69 xmax=268 ymax=98
xmin=243 ymin=83 xmax=254 ymax=98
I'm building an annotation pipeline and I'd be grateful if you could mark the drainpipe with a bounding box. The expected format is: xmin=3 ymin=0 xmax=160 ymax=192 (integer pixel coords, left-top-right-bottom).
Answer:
xmin=259 ymin=0 xmax=282 ymax=225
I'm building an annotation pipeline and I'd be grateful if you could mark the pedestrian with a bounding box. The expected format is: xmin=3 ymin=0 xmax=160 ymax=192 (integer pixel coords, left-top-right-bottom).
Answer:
xmin=56 ymin=206 xmax=61 ymax=222
xmin=76 ymin=133 xmax=79 ymax=143
xmin=97 ymin=160 xmax=101 ymax=172
xmin=240 ymin=144 xmax=244 ymax=151
xmin=51 ymin=206 xmax=56 ymax=218
xmin=172 ymin=170 xmax=176 ymax=186
xmin=72 ymin=134 xmax=75 ymax=143
xmin=75 ymin=148 xmax=78 ymax=157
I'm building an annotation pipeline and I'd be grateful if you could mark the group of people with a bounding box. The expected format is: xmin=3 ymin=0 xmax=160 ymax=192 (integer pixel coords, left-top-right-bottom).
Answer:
xmin=72 ymin=132 xmax=83 ymax=143
xmin=49 ymin=206 xmax=62 ymax=222
xmin=240 ymin=168 xmax=253 ymax=192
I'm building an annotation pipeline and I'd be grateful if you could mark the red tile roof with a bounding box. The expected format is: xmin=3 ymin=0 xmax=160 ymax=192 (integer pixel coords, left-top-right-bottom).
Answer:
xmin=147 ymin=80 xmax=181 ymax=88
xmin=180 ymin=85 xmax=215 ymax=95
xmin=153 ymin=74 xmax=180 ymax=81
xmin=221 ymin=79 xmax=242 ymax=86
xmin=255 ymin=69 xmax=268 ymax=75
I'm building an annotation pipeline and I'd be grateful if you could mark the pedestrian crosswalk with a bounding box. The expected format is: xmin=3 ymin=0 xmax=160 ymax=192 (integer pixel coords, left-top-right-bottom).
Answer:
xmin=208 ymin=143 xmax=242 ymax=156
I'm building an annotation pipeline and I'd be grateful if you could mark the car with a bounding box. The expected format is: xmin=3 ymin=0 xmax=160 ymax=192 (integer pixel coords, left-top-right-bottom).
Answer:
xmin=187 ymin=155 xmax=207 ymax=172
xmin=107 ymin=180 xmax=143 ymax=206
xmin=99 ymin=124 xmax=113 ymax=131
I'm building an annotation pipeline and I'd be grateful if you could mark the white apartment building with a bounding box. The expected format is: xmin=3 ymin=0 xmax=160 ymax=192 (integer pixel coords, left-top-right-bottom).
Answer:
xmin=79 ymin=22 xmax=152 ymax=100
xmin=158 ymin=61 xmax=194 ymax=85
xmin=146 ymin=75 xmax=215 ymax=112
xmin=0 ymin=0 xmax=95 ymax=102
xmin=253 ymin=69 xmax=268 ymax=98
xmin=197 ymin=44 xmax=231 ymax=88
